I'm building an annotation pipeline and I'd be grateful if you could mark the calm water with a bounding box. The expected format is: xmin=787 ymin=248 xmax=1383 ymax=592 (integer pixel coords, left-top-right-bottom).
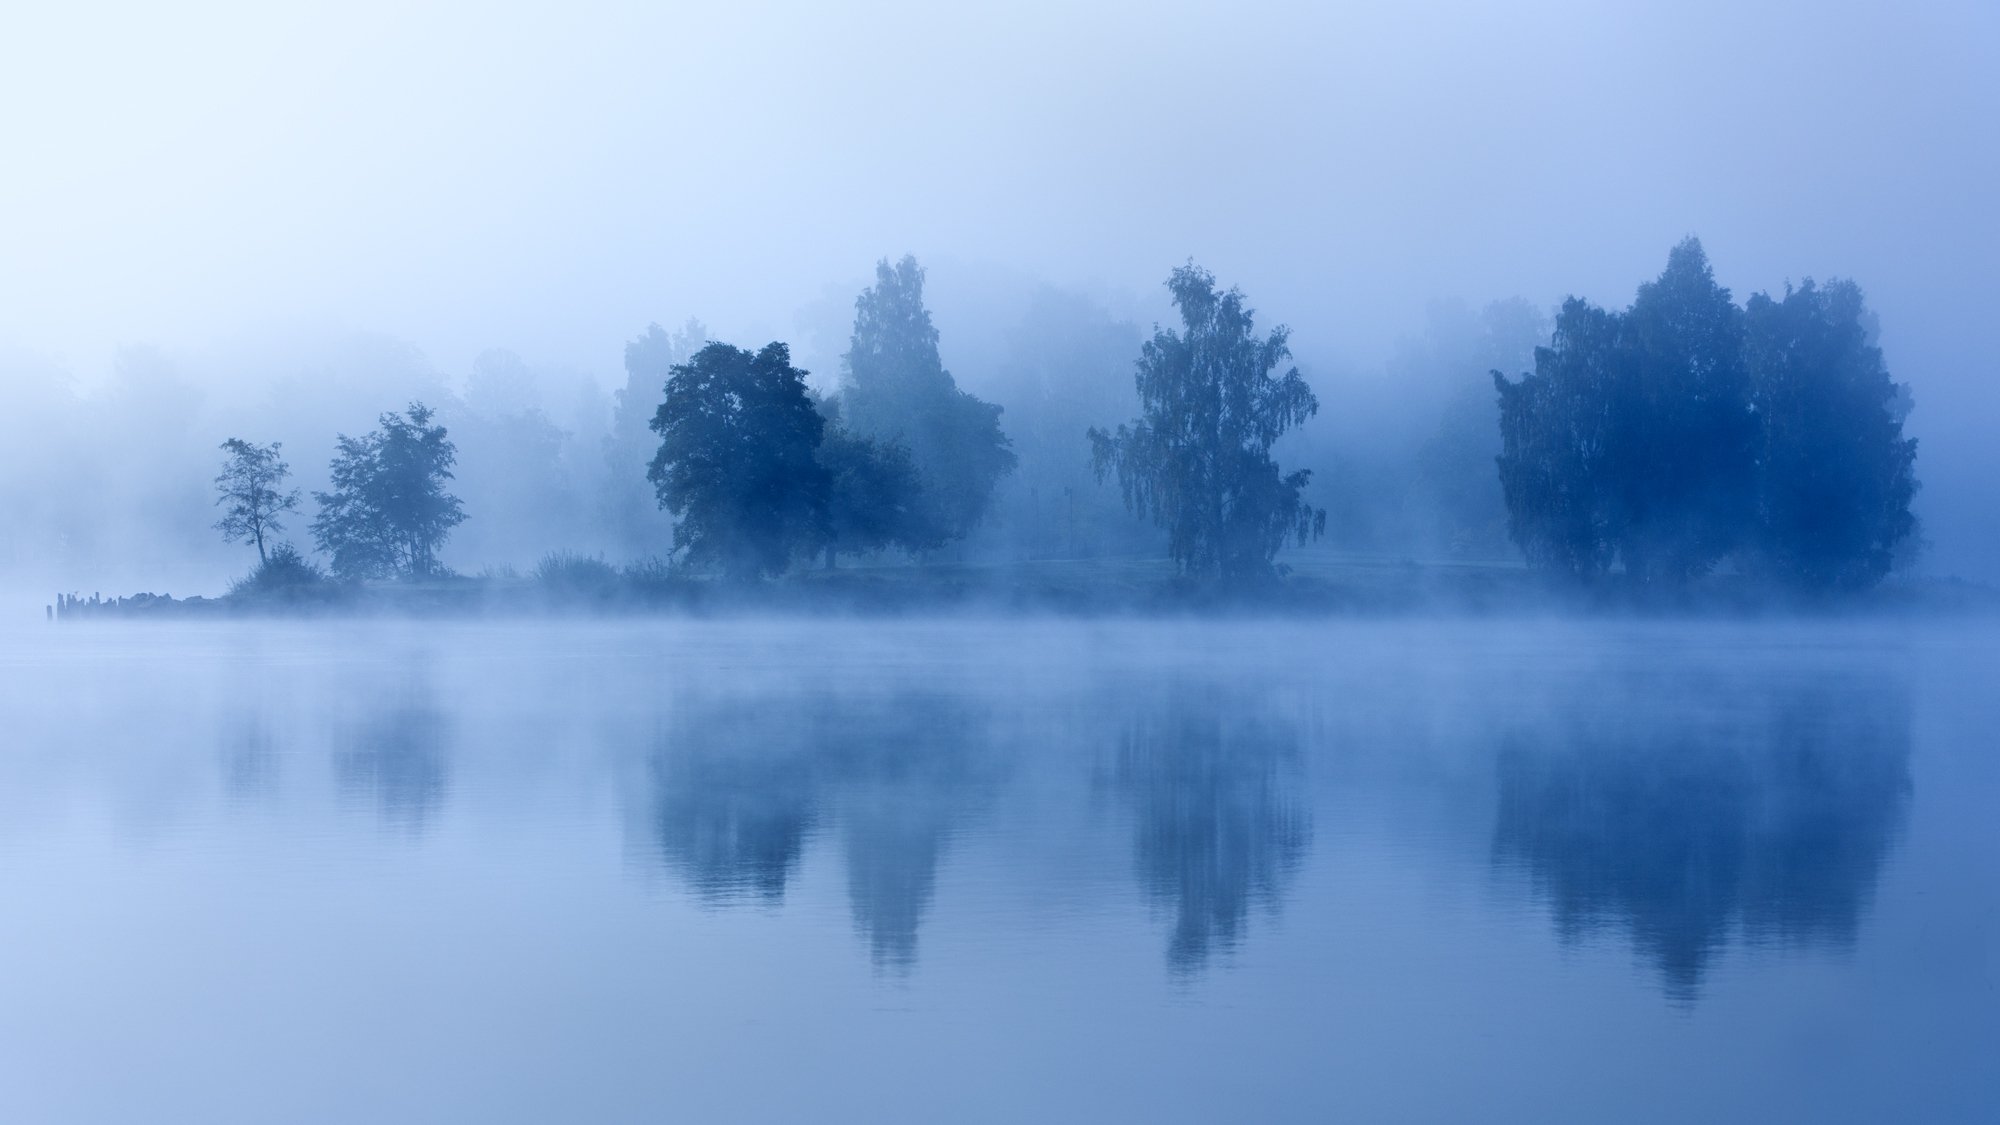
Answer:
xmin=0 ymin=617 xmax=1993 ymax=1123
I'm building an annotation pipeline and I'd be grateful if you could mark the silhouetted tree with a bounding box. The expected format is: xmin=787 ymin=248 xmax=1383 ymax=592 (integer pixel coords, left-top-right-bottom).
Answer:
xmin=648 ymin=342 xmax=827 ymax=580
xmin=212 ymin=438 xmax=299 ymax=563
xmin=1614 ymin=238 xmax=1757 ymax=584
xmin=1496 ymin=239 xmax=1757 ymax=586
xmin=1089 ymin=263 xmax=1325 ymax=580
xmin=608 ymin=319 xmax=707 ymax=554
xmin=1493 ymin=298 xmax=1622 ymax=580
xmin=1745 ymin=280 xmax=1918 ymax=591
xmin=311 ymin=402 xmax=466 ymax=579
xmin=815 ymin=396 xmax=941 ymax=567
xmin=840 ymin=256 xmax=1016 ymax=542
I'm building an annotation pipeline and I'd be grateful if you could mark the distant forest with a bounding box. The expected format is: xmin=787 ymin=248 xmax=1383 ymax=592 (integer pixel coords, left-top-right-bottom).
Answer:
xmin=22 ymin=239 xmax=1921 ymax=603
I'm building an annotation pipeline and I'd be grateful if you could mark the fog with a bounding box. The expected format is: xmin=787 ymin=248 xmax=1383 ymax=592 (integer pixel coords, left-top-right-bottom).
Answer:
xmin=4 ymin=0 xmax=1996 ymax=595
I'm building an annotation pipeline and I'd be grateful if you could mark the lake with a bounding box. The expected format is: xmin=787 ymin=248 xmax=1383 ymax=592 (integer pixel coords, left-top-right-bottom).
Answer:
xmin=0 ymin=617 xmax=1993 ymax=1122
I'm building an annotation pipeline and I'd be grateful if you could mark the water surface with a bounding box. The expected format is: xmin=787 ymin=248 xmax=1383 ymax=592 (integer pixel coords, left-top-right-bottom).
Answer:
xmin=1 ymin=618 xmax=1993 ymax=1122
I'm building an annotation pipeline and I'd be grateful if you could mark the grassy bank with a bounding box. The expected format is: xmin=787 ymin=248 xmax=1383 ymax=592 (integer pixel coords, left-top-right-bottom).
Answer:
xmin=44 ymin=553 xmax=1999 ymax=621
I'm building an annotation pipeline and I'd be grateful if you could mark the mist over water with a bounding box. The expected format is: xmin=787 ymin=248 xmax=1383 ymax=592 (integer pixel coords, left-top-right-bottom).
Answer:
xmin=4 ymin=3 xmax=1998 ymax=1120
xmin=1 ymin=617 xmax=1990 ymax=1122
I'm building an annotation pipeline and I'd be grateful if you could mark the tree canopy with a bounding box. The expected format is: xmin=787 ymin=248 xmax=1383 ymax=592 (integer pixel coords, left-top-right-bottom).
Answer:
xmin=311 ymin=402 xmax=465 ymax=579
xmin=840 ymin=256 xmax=1016 ymax=543
xmin=213 ymin=438 xmax=299 ymax=563
xmin=648 ymin=341 xmax=828 ymax=580
xmin=816 ymin=403 xmax=940 ymax=567
xmin=1745 ymin=280 xmax=1918 ymax=590
xmin=1495 ymin=239 xmax=1917 ymax=593
xmin=1089 ymin=263 xmax=1325 ymax=580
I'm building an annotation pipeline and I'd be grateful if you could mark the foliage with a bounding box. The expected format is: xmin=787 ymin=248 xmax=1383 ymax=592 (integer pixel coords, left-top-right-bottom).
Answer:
xmin=1496 ymin=239 xmax=1917 ymax=594
xmin=648 ymin=342 xmax=829 ymax=580
xmin=1493 ymin=298 xmax=1622 ymax=580
xmin=1745 ymin=280 xmax=1918 ymax=591
xmin=817 ymin=401 xmax=941 ymax=565
xmin=228 ymin=542 xmax=327 ymax=597
xmin=607 ymin=319 xmax=707 ymax=554
xmin=840 ymin=256 xmax=1016 ymax=542
xmin=1612 ymin=237 xmax=1757 ymax=584
xmin=212 ymin=438 xmax=299 ymax=562
xmin=1088 ymin=263 xmax=1325 ymax=580
xmin=533 ymin=550 xmax=621 ymax=597
xmin=311 ymin=402 xmax=466 ymax=579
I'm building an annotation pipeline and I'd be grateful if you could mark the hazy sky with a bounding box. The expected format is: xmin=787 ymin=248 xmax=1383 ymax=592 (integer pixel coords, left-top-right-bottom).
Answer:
xmin=4 ymin=0 xmax=1996 ymax=568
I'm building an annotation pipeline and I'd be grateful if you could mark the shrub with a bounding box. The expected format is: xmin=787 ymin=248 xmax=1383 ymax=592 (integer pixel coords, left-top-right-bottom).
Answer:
xmin=533 ymin=551 xmax=622 ymax=599
xmin=229 ymin=543 xmax=328 ymax=598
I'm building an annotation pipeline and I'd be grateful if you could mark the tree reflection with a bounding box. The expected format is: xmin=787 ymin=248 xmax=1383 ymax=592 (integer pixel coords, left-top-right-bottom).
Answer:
xmin=1115 ymin=685 xmax=1311 ymax=976
xmin=334 ymin=690 xmax=449 ymax=833
xmin=1492 ymin=670 xmax=1911 ymax=1004
xmin=642 ymin=701 xmax=822 ymax=904
xmin=639 ymin=689 xmax=994 ymax=968
xmin=828 ymin=693 xmax=993 ymax=972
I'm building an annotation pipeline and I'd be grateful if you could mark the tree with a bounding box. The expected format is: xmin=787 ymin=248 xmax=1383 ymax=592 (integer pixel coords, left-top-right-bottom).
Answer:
xmin=1493 ymin=298 xmax=1621 ymax=581
xmin=840 ymin=256 xmax=1015 ymax=542
xmin=1745 ymin=279 xmax=1917 ymax=591
xmin=311 ymin=402 xmax=466 ymax=579
xmin=1613 ymin=237 xmax=1757 ymax=584
xmin=608 ymin=319 xmax=707 ymax=554
xmin=817 ymin=420 xmax=939 ymax=568
xmin=649 ymin=342 xmax=828 ymax=580
xmin=1494 ymin=239 xmax=1757 ymax=587
xmin=212 ymin=438 xmax=299 ymax=563
xmin=1088 ymin=263 xmax=1325 ymax=580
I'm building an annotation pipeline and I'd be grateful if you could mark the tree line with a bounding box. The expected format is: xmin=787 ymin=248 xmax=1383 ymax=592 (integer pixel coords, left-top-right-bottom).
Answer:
xmin=212 ymin=241 xmax=1920 ymax=597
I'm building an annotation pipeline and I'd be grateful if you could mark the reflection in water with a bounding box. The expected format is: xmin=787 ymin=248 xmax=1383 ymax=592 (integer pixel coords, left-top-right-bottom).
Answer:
xmin=1116 ymin=686 xmax=1312 ymax=975
xmin=644 ymin=702 xmax=821 ymax=904
xmin=334 ymin=686 xmax=450 ymax=833
xmin=1492 ymin=671 xmax=1911 ymax=1003
xmin=220 ymin=712 xmax=279 ymax=802
xmin=829 ymin=694 xmax=992 ymax=971
xmin=641 ymin=690 xmax=992 ymax=970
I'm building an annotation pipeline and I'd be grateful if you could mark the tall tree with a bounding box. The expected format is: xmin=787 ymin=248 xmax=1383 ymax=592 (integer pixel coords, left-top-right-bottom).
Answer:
xmin=311 ymin=403 xmax=466 ymax=579
xmin=1495 ymin=239 xmax=1758 ymax=587
xmin=649 ymin=342 xmax=828 ymax=580
xmin=609 ymin=319 xmax=707 ymax=554
xmin=212 ymin=438 xmax=299 ymax=563
xmin=840 ymin=256 xmax=1015 ymax=542
xmin=1088 ymin=263 xmax=1325 ymax=580
xmin=1745 ymin=280 xmax=1917 ymax=591
xmin=1612 ymin=237 xmax=1757 ymax=584
xmin=1493 ymin=298 xmax=1622 ymax=581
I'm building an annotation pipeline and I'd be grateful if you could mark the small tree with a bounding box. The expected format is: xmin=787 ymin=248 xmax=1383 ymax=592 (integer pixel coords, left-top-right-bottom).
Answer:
xmin=311 ymin=402 xmax=466 ymax=579
xmin=649 ymin=342 xmax=828 ymax=581
xmin=1089 ymin=263 xmax=1325 ymax=580
xmin=1745 ymin=279 xmax=1917 ymax=591
xmin=213 ymin=438 xmax=299 ymax=563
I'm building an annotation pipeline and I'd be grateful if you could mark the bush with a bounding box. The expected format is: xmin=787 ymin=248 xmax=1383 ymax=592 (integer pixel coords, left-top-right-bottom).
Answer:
xmin=534 ymin=551 xmax=622 ymax=599
xmin=229 ymin=543 xmax=328 ymax=597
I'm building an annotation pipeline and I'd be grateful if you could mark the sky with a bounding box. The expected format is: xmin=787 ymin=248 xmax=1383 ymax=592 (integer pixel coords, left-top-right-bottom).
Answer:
xmin=2 ymin=0 xmax=1996 ymax=572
